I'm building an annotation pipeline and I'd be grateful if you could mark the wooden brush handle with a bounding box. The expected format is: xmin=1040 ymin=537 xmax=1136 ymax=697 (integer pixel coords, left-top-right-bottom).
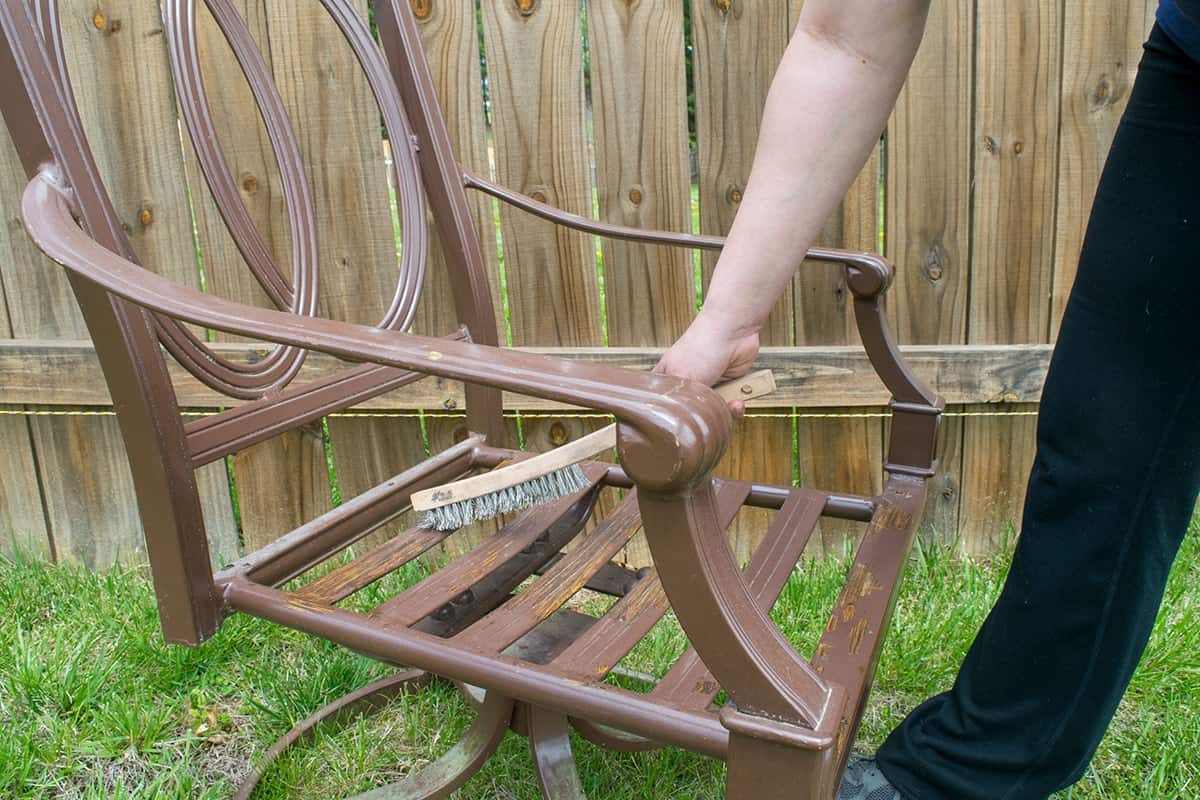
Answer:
xmin=410 ymin=370 xmax=777 ymax=512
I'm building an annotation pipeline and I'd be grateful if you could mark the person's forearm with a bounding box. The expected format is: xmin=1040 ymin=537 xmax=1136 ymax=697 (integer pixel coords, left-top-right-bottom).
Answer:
xmin=700 ymin=1 xmax=931 ymax=337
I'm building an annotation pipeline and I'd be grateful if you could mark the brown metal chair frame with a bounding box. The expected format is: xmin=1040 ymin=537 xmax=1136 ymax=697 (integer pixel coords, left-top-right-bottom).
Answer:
xmin=0 ymin=2 xmax=943 ymax=798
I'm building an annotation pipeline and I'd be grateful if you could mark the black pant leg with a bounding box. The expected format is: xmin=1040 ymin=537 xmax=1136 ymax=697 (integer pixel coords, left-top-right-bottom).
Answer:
xmin=876 ymin=25 xmax=1200 ymax=800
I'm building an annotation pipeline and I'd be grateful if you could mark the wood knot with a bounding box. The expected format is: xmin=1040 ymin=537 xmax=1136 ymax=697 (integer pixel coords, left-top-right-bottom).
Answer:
xmin=714 ymin=0 xmax=732 ymax=13
xmin=922 ymin=239 xmax=948 ymax=282
xmin=453 ymin=426 xmax=470 ymax=443
xmin=411 ymin=0 xmax=433 ymax=19
xmin=627 ymin=187 xmax=643 ymax=206
xmin=548 ymin=421 xmax=569 ymax=446
xmin=515 ymin=0 xmax=536 ymax=16
xmin=529 ymin=189 xmax=547 ymax=204
xmin=982 ymin=135 xmax=998 ymax=155
xmin=1090 ymin=75 xmax=1116 ymax=109
xmin=1012 ymin=140 xmax=1024 ymax=155
xmin=138 ymin=206 xmax=153 ymax=227
xmin=241 ymin=174 xmax=258 ymax=194
xmin=726 ymin=185 xmax=743 ymax=205
xmin=92 ymin=11 xmax=107 ymax=30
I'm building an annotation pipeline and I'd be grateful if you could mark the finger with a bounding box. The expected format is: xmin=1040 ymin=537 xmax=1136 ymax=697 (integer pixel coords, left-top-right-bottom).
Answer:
xmin=728 ymin=399 xmax=746 ymax=418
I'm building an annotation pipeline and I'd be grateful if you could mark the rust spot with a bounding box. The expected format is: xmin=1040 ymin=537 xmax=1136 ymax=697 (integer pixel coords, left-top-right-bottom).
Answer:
xmin=412 ymin=0 xmax=434 ymax=19
xmin=845 ymin=564 xmax=883 ymax=599
xmin=92 ymin=11 xmax=107 ymax=30
xmin=726 ymin=185 xmax=743 ymax=205
xmin=138 ymin=206 xmax=153 ymax=227
xmin=847 ymin=619 xmax=868 ymax=655
xmin=874 ymin=506 xmax=913 ymax=531
xmin=515 ymin=0 xmax=536 ymax=16
xmin=628 ymin=187 xmax=643 ymax=206
xmin=1013 ymin=140 xmax=1024 ymax=155
xmin=530 ymin=190 xmax=547 ymax=203
xmin=241 ymin=173 xmax=258 ymax=194
xmin=714 ymin=0 xmax=732 ymax=13
xmin=549 ymin=421 xmax=569 ymax=446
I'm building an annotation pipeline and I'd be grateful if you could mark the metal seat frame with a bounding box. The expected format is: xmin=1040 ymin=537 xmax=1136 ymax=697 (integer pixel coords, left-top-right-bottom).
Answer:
xmin=0 ymin=2 xmax=943 ymax=798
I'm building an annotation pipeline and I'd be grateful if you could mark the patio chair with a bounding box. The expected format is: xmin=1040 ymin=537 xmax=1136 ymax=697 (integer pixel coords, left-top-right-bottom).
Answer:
xmin=0 ymin=2 xmax=942 ymax=798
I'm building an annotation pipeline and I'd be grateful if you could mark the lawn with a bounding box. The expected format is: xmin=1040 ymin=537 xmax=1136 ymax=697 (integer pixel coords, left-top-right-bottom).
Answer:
xmin=0 ymin=518 xmax=1196 ymax=799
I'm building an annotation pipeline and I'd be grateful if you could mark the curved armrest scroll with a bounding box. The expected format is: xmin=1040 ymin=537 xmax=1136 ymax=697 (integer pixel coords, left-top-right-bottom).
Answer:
xmin=21 ymin=168 xmax=729 ymax=493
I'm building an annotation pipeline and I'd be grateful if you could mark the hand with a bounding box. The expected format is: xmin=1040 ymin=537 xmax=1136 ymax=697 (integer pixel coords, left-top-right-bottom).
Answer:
xmin=654 ymin=313 xmax=760 ymax=416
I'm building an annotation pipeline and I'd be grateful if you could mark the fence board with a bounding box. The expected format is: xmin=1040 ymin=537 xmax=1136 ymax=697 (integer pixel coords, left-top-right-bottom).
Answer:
xmin=691 ymin=0 xmax=792 ymax=558
xmin=587 ymin=0 xmax=694 ymax=346
xmin=787 ymin=2 xmax=885 ymax=552
xmin=480 ymin=0 xmax=601 ymax=348
xmin=885 ymin=0 xmax=974 ymax=543
xmin=409 ymin=0 xmax=506 ymax=533
xmin=0 ymin=130 xmax=50 ymax=556
xmin=0 ymin=342 xmax=1056 ymax=409
xmin=958 ymin=0 xmax=1063 ymax=555
xmin=1051 ymin=0 xmax=1153 ymax=337
xmin=185 ymin=1 xmax=332 ymax=552
xmin=263 ymin=2 xmax=421 ymax=546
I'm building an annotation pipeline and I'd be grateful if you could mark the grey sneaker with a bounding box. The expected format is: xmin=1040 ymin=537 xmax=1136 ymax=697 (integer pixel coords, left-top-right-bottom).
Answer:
xmin=837 ymin=755 xmax=903 ymax=800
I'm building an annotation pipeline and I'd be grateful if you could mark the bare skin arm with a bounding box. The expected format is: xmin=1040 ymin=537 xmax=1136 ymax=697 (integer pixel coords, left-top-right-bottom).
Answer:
xmin=655 ymin=0 xmax=932 ymax=408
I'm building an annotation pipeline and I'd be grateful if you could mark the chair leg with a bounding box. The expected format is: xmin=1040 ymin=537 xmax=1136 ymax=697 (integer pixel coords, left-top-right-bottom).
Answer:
xmin=349 ymin=690 xmax=516 ymax=800
xmin=529 ymin=707 xmax=587 ymax=800
xmin=725 ymin=732 xmax=839 ymax=800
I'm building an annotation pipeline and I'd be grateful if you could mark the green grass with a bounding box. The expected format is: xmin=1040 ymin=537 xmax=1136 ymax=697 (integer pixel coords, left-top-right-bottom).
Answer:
xmin=0 ymin=520 xmax=1197 ymax=799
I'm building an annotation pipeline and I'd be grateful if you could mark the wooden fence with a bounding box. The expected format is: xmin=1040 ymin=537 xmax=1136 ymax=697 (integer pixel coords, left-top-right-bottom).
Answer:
xmin=0 ymin=1 xmax=1153 ymax=569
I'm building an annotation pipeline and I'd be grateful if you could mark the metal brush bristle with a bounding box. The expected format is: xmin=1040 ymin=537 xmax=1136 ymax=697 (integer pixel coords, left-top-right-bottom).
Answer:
xmin=419 ymin=463 xmax=591 ymax=531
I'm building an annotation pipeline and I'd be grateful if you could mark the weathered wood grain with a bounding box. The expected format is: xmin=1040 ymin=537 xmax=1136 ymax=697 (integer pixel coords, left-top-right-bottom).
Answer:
xmin=1051 ymin=0 xmax=1153 ymax=337
xmin=587 ymin=0 xmax=694 ymax=346
xmin=480 ymin=0 xmax=601 ymax=347
xmin=959 ymin=0 xmax=1063 ymax=555
xmin=691 ymin=0 xmax=793 ymax=557
xmin=0 ymin=341 xmax=1055 ymax=409
xmin=0 ymin=123 xmax=51 ymax=556
xmin=263 ymin=1 xmax=423 ymax=551
xmin=183 ymin=0 xmax=325 ymax=555
xmin=885 ymin=0 xmax=973 ymax=542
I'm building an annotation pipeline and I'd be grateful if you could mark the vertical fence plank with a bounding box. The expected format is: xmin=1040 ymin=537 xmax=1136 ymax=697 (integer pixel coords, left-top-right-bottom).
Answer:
xmin=263 ymin=1 xmax=424 ymax=547
xmin=587 ymin=0 xmax=691 ymax=564
xmin=1051 ymin=0 xmax=1153 ymax=337
xmin=787 ymin=1 xmax=884 ymax=553
xmin=885 ymin=0 xmax=974 ymax=545
xmin=958 ymin=0 xmax=1063 ymax=556
xmin=0 ymin=131 xmax=52 ymax=557
xmin=69 ymin=3 xmax=239 ymax=567
xmin=185 ymin=1 xmax=332 ymax=553
xmin=480 ymin=0 xmax=601 ymax=348
xmin=412 ymin=0 xmax=503 ymax=343
xmin=587 ymin=0 xmax=694 ymax=346
xmin=691 ymin=0 xmax=793 ymax=561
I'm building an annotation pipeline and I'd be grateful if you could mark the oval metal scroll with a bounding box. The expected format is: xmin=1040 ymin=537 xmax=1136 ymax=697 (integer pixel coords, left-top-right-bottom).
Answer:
xmin=157 ymin=0 xmax=428 ymax=399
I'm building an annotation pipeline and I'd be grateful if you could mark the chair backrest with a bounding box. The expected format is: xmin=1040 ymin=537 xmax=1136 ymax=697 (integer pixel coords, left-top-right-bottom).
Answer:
xmin=0 ymin=0 xmax=502 ymax=643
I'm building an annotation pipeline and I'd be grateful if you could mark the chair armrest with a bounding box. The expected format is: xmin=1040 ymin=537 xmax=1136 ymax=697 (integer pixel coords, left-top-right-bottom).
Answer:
xmin=462 ymin=170 xmax=893 ymax=298
xmin=21 ymin=168 xmax=729 ymax=493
